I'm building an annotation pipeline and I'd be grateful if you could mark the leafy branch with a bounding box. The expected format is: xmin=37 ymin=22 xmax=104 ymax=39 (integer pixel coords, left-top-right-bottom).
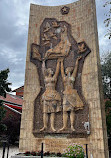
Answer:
xmin=103 ymin=0 xmax=111 ymax=39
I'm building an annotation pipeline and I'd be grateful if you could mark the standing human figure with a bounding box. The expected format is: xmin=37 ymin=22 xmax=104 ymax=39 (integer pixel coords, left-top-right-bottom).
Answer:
xmin=40 ymin=59 xmax=61 ymax=132
xmin=59 ymin=56 xmax=84 ymax=131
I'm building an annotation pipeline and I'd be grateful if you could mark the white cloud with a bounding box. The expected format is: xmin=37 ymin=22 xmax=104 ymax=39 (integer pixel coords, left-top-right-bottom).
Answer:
xmin=35 ymin=0 xmax=77 ymax=6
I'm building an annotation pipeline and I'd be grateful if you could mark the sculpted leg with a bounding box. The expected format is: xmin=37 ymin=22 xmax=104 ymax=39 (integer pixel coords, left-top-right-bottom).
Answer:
xmin=40 ymin=113 xmax=48 ymax=131
xmin=70 ymin=111 xmax=75 ymax=131
xmin=59 ymin=111 xmax=68 ymax=131
xmin=50 ymin=113 xmax=56 ymax=132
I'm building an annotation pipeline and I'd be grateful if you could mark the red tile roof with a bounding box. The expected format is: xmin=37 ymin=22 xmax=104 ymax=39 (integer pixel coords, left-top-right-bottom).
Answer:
xmin=0 ymin=93 xmax=23 ymax=105
xmin=0 ymin=93 xmax=23 ymax=111
xmin=12 ymin=86 xmax=24 ymax=92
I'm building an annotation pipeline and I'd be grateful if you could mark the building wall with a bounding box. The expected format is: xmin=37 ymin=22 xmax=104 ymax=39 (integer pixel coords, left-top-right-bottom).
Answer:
xmin=19 ymin=0 xmax=109 ymax=157
xmin=3 ymin=107 xmax=21 ymax=122
xmin=15 ymin=87 xmax=24 ymax=97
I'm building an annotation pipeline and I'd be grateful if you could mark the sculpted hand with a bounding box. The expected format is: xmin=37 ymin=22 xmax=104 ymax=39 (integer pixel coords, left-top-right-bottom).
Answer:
xmin=42 ymin=60 xmax=46 ymax=68
xmin=77 ymin=56 xmax=82 ymax=60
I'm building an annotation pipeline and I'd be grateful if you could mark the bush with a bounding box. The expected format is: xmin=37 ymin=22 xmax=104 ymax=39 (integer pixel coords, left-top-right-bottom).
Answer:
xmin=64 ymin=143 xmax=85 ymax=158
xmin=24 ymin=151 xmax=31 ymax=156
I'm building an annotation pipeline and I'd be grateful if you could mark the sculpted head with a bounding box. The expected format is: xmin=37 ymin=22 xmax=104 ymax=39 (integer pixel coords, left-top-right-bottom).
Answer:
xmin=45 ymin=68 xmax=54 ymax=77
xmin=65 ymin=67 xmax=73 ymax=76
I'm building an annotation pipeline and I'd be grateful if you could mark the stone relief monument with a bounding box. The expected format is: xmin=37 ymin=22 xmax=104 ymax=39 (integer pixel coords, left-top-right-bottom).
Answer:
xmin=19 ymin=0 xmax=109 ymax=158
xmin=30 ymin=18 xmax=91 ymax=136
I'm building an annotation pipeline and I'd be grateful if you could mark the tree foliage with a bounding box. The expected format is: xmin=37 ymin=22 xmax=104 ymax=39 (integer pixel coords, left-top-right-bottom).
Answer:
xmin=0 ymin=69 xmax=11 ymax=98
xmin=0 ymin=69 xmax=21 ymax=144
xmin=4 ymin=115 xmax=21 ymax=144
xmin=103 ymin=0 xmax=111 ymax=39
xmin=0 ymin=68 xmax=11 ymax=133
xmin=101 ymin=52 xmax=111 ymax=148
xmin=101 ymin=52 xmax=111 ymax=100
xmin=0 ymin=101 xmax=7 ymax=132
xmin=105 ymin=100 xmax=111 ymax=137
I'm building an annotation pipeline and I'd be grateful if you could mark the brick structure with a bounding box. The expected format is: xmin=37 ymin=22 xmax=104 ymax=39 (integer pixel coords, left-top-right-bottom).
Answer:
xmin=19 ymin=0 xmax=109 ymax=157
xmin=13 ymin=86 xmax=24 ymax=97
xmin=0 ymin=93 xmax=22 ymax=118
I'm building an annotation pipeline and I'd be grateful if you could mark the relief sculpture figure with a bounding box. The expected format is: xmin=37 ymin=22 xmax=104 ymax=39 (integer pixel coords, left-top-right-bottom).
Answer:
xmin=31 ymin=18 xmax=91 ymax=134
xmin=59 ymin=56 xmax=84 ymax=131
xmin=40 ymin=59 xmax=61 ymax=132
xmin=44 ymin=25 xmax=71 ymax=60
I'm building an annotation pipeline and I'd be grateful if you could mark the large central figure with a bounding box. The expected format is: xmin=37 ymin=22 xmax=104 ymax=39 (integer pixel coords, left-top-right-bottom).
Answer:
xmin=59 ymin=57 xmax=84 ymax=131
xmin=40 ymin=59 xmax=61 ymax=132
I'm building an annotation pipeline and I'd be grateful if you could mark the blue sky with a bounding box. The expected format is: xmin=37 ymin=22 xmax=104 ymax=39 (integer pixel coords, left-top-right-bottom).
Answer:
xmin=0 ymin=0 xmax=110 ymax=90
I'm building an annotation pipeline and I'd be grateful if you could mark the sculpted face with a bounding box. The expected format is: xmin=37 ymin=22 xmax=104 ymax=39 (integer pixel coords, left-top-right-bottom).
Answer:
xmin=65 ymin=67 xmax=73 ymax=76
xmin=47 ymin=68 xmax=54 ymax=76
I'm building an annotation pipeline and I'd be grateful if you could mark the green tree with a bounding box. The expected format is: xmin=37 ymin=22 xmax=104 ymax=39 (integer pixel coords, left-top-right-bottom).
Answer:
xmin=105 ymin=100 xmax=111 ymax=137
xmin=4 ymin=115 xmax=21 ymax=144
xmin=0 ymin=101 xmax=7 ymax=132
xmin=103 ymin=0 xmax=111 ymax=39
xmin=0 ymin=68 xmax=11 ymax=133
xmin=101 ymin=52 xmax=111 ymax=149
xmin=0 ymin=69 xmax=11 ymax=97
xmin=101 ymin=52 xmax=111 ymax=100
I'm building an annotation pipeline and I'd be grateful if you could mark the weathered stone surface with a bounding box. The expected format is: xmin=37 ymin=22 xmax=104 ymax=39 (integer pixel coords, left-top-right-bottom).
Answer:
xmin=30 ymin=18 xmax=91 ymax=135
xmin=19 ymin=0 xmax=109 ymax=157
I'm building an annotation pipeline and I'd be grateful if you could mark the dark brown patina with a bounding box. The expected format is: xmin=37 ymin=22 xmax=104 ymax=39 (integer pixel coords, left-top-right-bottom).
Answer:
xmin=30 ymin=18 xmax=91 ymax=137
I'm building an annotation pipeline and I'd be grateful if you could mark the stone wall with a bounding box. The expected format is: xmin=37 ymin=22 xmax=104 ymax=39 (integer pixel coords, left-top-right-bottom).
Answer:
xmin=19 ymin=0 xmax=109 ymax=157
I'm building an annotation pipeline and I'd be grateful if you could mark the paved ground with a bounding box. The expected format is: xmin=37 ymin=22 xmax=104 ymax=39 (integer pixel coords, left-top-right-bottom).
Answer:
xmin=0 ymin=146 xmax=19 ymax=158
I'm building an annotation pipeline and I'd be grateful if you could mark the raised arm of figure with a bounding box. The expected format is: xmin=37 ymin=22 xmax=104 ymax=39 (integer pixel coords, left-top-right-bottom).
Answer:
xmin=72 ymin=56 xmax=82 ymax=78
xmin=42 ymin=60 xmax=46 ymax=76
xmin=53 ymin=59 xmax=60 ymax=79
xmin=60 ymin=59 xmax=65 ymax=79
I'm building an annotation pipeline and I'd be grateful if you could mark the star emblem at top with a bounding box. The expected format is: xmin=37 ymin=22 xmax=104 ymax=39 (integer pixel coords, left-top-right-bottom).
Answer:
xmin=61 ymin=6 xmax=70 ymax=15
